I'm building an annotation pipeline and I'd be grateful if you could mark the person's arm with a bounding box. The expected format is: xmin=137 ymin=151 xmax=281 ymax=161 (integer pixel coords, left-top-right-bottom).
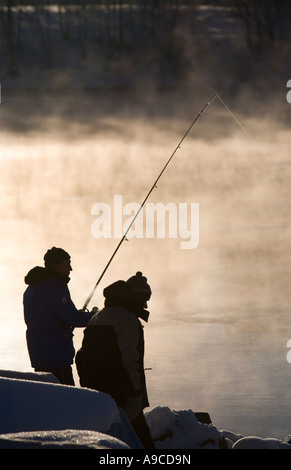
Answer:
xmin=48 ymin=281 xmax=93 ymax=327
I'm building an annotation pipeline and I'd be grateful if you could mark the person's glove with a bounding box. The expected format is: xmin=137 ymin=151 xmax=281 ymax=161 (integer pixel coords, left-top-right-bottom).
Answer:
xmin=78 ymin=306 xmax=98 ymax=314
xmin=124 ymin=395 xmax=142 ymax=421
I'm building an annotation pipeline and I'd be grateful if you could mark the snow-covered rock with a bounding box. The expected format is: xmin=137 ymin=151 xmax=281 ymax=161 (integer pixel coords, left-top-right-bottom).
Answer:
xmin=0 ymin=376 xmax=142 ymax=449
xmin=0 ymin=369 xmax=59 ymax=384
xmin=220 ymin=429 xmax=243 ymax=449
xmin=145 ymin=406 xmax=225 ymax=449
xmin=0 ymin=429 xmax=130 ymax=449
xmin=232 ymin=436 xmax=291 ymax=450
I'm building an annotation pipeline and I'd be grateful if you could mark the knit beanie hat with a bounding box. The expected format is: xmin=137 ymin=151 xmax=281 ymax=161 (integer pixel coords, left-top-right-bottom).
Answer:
xmin=44 ymin=247 xmax=70 ymax=268
xmin=126 ymin=271 xmax=151 ymax=302
xmin=103 ymin=280 xmax=131 ymax=301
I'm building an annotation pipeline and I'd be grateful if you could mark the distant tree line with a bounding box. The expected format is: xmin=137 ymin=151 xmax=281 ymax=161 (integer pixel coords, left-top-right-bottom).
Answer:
xmin=0 ymin=0 xmax=289 ymax=79
xmin=231 ymin=0 xmax=289 ymax=57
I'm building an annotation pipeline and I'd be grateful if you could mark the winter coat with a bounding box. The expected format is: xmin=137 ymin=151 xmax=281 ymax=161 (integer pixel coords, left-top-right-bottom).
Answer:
xmin=76 ymin=306 xmax=149 ymax=409
xmin=23 ymin=266 xmax=92 ymax=369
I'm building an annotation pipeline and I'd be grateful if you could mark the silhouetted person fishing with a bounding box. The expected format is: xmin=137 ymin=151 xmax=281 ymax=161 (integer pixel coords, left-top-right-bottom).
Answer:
xmin=76 ymin=271 xmax=155 ymax=449
xmin=23 ymin=247 xmax=93 ymax=385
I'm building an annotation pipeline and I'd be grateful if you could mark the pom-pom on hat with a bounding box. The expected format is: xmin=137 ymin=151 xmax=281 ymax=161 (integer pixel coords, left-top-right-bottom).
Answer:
xmin=126 ymin=271 xmax=151 ymax=301
xmin=44 ymin=247 xmax=70 ymax=268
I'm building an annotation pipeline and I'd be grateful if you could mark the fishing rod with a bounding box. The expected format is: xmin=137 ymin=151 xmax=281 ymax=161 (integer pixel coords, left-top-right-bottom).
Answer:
xmin=82 ymin=93 xmax=217 ymax=310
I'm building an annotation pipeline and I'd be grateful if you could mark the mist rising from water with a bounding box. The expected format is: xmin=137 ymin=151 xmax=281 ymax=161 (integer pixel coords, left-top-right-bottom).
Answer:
xmin=1 ymin=89 xmax=291 ymax=325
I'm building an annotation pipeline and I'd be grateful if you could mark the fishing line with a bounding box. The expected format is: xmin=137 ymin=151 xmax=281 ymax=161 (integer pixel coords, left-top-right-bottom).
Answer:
xmin=215 ymin=92 xmax=264 ymax=154
xmin=82 ymin=93 xmax=217 ymax=310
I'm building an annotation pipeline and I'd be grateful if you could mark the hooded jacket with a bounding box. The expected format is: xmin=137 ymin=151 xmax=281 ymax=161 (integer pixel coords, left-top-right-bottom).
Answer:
xmin=23 ymin=266 xmax=92 ymax=369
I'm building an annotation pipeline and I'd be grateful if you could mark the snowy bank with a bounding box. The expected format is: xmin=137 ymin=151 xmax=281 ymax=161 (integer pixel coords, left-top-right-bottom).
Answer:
xmin=0 ymin=371 xmax=141 ymax=449
xmin=0 ymin=370 xmax=291 ymax=449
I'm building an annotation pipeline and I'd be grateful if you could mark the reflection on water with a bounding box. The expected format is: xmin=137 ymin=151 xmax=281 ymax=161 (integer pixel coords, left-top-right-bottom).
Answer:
xmin=1 ymin=90 xmax=291 ymax=439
